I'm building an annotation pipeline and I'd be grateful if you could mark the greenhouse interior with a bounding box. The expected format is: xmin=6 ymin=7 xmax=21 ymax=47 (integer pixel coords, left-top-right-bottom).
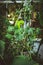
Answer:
xmin=0 ymin=0 xmax=43 ymax=65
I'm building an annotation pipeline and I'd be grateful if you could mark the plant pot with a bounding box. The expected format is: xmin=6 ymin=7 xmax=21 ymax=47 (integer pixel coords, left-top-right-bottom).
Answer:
xmin=11 ymin=55 xmax=38 ymax=65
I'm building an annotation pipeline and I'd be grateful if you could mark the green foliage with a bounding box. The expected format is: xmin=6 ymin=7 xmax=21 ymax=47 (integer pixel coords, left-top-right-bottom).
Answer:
xmin=7 ymin=26 xmax=14 ymax=32
xmin=5 ymin=33 xmax=13 ymax=39
xmin=0 ymin=1 xmax=40 ymax=65
xmin=23 ymin=0 xmax=33 ymax=21
xmin=5 ymin=25 xmax=40 ymax=56
xmin=15 ymin=20 xmax=24 ymax=28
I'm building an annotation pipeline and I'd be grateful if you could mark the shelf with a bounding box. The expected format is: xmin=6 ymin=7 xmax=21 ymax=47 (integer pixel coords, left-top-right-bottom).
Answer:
xmin=0 ymin=0 xmax=40 ymax=4
xmin=0 ymin=1 xmax=14 ymax=3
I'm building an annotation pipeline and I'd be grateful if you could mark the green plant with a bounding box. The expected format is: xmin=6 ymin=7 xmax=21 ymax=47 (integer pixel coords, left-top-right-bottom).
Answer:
xmin=23 ymin=0 xmax=32 ymax=21
xmin=5 ymin=25 xmax=40 ymax=57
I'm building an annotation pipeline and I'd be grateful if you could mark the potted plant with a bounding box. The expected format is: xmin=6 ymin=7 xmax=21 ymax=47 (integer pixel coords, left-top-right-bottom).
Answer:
xmin=0 ymin=0 xmax=40 ymax=65
xmin=4 ymin=23 xmax=40 ymax=65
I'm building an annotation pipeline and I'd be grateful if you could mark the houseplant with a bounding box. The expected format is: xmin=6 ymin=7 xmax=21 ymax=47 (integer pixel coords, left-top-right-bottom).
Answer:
xmin=0 ymin=0 xmax=40 ymax=65
xmin=4 ymin=23 xmax=40 ymax=65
